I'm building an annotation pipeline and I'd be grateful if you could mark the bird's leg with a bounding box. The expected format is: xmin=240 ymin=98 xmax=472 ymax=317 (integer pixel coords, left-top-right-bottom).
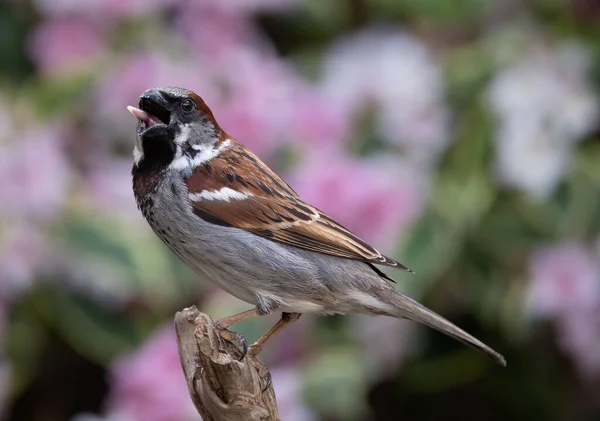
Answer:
xmin=215 ymin=308 xmax=261 ymax=329
xmin=246 ymin=312 xmax=301 ymax=391
xmin=215 ymin=309 xmax=263 ymax=360
xmin=248 ymin=312 xmax=301 ymax=357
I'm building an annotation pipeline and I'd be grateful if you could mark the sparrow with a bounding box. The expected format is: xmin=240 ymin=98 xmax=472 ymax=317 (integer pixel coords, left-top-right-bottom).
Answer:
xmin=128 ymin=86 xmax=506 ymax=367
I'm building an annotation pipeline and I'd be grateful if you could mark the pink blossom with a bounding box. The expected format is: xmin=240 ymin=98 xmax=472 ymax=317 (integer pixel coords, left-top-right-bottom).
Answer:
xmin=176 ymin=4 xmax=344 ymax=156
xmin=205 ymin=46 xmax=349 ymax=158
xmin=0 ymin=128 xmax=70 ymax=220
xmin=34 ymin=0 xmax=181 ymax=19
xmin=356 ymin=316 xmax=417 ymax=380
xmin=28 ymin=17 xmax=106 ymax=74
xmin=81 ymin=158 xmax=139 ymax=220
xmin=94 ymin=52 xmax=216 ymax=141
xmin=178 ymin=0 xmax=299 ymax=14
xmin=97 ymin=42 xmax=347 ymax=161
xmin=557 ymin=309 xmax=600 ymax=377
xmin=0 ymin=223 xmax=48 ymax=299
xmin=216 ymin=97 xmax=283 ymax=157
xmin=106 ymin=325 xmax=197 ymax=421
xmin=270 ymin=366 xmax=317 ymax=421
xmin=526 ymin=242 xmax=600 ymax=377
xmin=526 ymin=243 xmax=600 ymax=319
xmin=288 ymin=91 xmax=349 ymax=151
xmin=288 ymin=153 xmax=424 ymax=249
xmin=175 ymin=6 xmax=257 ymax=59
xmin=209 ymin=49 xmax=302 ymax=157
xmin=34 ymin=0 xmax=296 ymax=21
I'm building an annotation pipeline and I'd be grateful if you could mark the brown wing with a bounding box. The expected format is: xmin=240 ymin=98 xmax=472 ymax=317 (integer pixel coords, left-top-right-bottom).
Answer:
xmin=185 ymin=140 xmax=411 ymax=271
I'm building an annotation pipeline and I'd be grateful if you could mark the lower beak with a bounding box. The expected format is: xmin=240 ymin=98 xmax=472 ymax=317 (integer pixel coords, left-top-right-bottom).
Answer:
xmin=127 ymin=106 xmax=164 ymax=128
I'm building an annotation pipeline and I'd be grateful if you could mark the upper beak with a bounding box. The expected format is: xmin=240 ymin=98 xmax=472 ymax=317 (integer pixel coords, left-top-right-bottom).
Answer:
xmin=127 ymin=90 xmax=171 ymax=126
xmin=139 ymin=90 xmax=169 ymax=114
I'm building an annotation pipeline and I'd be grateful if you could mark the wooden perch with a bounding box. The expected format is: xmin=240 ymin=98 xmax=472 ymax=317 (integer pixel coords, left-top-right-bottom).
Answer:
xmin=174 ymin=306 xmax=280 ymax=421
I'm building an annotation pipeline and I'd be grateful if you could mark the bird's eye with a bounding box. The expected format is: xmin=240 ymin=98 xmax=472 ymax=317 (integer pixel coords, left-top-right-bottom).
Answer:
xmin=181 ymin=99 xmax=195 ymax=112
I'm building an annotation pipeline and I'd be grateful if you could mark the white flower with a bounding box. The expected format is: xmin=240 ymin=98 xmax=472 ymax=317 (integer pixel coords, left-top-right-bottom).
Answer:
xmin=494 ymin=120 xmax=570 ymax=200
xmin=488 ymin=41 xmax=599 ymax=200
xmin=321 ymin=27 xmax=451 ymax=168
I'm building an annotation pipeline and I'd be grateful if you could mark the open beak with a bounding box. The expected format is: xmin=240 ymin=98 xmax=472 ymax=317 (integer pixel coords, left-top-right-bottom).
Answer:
xmin=127 ymin=106 xmax=164 ymax=128
xmin=127 ymin=89 xmax=172 ymax=129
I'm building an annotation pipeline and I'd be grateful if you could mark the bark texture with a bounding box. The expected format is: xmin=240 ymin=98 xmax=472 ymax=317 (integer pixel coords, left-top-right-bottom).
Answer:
xmin=174 ymin=306 xmax=280 ymax=421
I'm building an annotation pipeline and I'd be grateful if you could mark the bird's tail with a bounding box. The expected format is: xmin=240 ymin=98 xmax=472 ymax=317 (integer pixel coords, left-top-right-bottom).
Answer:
xmin=375 ymin=290 xmax=506 ymax=366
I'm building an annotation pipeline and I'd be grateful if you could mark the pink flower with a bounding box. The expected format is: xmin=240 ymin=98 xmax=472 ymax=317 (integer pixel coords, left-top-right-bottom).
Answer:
xmin=94 ymin=52 xmax=216 ymax=141
xmin=28 ymin=17 xmax=106 ymax=74
xmin=106 ymin=325 xmax=197 ymax=421
xmin=175 ymin=6 xmax=256 ymax=59
xmin=0 ymin=128 xmax=70 ymax=220
xmin=288 ymin=153 xmax=424 ymax=249
xmin=557 ymin=309 xmax=600 ymax=377
xmin=209 ymin=48 xmax=305 ymax=157
xmin=288 ymin=91 xmax=348 ymax=151
xmin=34 ymin=0 xmax=181 ymax=19
xmin=216 ymin=97 xmax=282 ymax=157
xmin=96 ymin=39 xmax=348 ymax=161
xmin=270 ymin=366 xmax=316 ymax=421
xmin=80 ymin=158 xmax=139 ymax=220
xmin=0 ymin=223 xmax=48 ymax=299
xmin=526 ymin=242 xmax=600 ymax=377
xmin=178 ymin=0 xmax=299 ymax=14
xmin=356 ymin=316 xmax=417 ymax=379
xmin=526 ymin=243 xmax=600 ymax=319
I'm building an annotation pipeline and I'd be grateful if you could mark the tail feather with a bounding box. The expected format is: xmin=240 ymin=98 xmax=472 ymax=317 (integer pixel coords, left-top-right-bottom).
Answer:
xmin=381 ymin=291 xmax=506 ymax=366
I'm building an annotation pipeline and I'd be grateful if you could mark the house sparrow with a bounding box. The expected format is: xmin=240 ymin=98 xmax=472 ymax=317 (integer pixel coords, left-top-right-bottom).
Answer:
xmin=128 ymin=86 xmax=506 ymax=367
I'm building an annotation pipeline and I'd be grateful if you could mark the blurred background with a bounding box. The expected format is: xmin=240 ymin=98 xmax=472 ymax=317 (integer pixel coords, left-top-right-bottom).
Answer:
xmin=1 ymin=0 xmax=600 ymax=420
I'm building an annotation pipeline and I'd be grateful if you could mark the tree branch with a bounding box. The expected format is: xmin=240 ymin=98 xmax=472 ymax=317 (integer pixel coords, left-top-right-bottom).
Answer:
xmin=174 ymin=306 xmax=280 ymax=421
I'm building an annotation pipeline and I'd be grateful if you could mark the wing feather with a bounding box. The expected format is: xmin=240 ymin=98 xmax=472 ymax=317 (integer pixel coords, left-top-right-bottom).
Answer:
xmin=185 ymin=140 xmax=412 ymax=272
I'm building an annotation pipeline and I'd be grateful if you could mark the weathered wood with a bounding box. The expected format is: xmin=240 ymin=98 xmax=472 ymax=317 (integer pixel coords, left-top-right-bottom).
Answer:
xmin=174 ymin=306 xmax=280 ymax=421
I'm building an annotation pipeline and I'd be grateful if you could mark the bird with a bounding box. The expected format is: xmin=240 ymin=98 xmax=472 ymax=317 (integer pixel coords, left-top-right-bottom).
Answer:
xmin=127 ymin=86 xmax=506 ymax=369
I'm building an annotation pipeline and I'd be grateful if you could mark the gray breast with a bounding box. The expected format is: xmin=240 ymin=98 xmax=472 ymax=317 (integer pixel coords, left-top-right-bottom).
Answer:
xmin=142 ymin=171 xmax=390 ymax=314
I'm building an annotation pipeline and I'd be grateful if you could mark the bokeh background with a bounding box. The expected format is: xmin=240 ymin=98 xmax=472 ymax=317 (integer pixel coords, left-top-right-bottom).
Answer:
xmin=1 ymin=0 xmax=600 ymax=420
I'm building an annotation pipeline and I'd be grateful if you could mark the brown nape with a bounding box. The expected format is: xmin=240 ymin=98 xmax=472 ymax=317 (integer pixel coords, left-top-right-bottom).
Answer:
xmin=187 ymin=92 xmax=231 ymax=144
xmin=188 ymin=92 xmax=220 ymax=127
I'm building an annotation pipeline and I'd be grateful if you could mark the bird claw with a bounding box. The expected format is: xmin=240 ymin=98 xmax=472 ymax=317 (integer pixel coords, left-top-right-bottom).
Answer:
xmin=216 ymin=328 xmax=248 ymax=360
xmin=215 ymin=325 xmax=272 ymax=392
xmin=239 ymin=336 xmax=248 ymax=361
xmin=261 ymin=371 xmax=272 ymax=392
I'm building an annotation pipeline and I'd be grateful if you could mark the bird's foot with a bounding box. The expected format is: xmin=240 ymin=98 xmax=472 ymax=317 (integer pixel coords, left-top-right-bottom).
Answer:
xmin=260 ymin=371 xmax=272 ymax=392
xmin=216 ymin=327 xmax=248 ymax=361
